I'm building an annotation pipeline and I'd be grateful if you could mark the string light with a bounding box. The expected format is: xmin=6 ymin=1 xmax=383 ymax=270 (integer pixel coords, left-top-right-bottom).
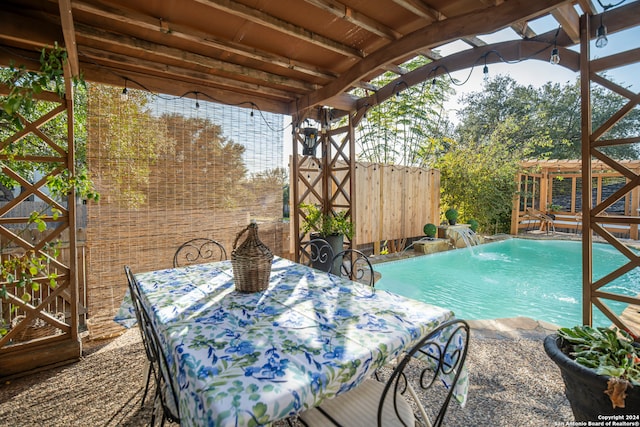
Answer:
xmin=595 ymin=0 xmax=627 ymax=48
xmin=393 ymin=81 xmax=409 ymax=98
xmin=550 ymin=26 xmax=561 ymax=65
xmin=120 ymin=79 xmax=128 ymax=101
xmin=595 ymin=14 xmax=608 ymax=48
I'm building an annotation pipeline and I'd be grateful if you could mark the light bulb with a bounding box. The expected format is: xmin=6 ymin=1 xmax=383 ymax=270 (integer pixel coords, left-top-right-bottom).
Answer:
xmin=595 ymin=24 xmax=608 ymax=48
xmin=550 ymin=48 xmax=560 ymax=65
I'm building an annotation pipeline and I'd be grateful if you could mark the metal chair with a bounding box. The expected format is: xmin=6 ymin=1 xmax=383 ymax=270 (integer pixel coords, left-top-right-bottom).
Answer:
xmin=300 ymin=238 xmax=335 ymax=272
xmin=136 ymin=278 xmax=181 ymax=426
xmin=173 ymin=238 xmax=227 ymax=268
xmin=123 ymin=265 xmax=155 ymax=408
xmin=298 ymin=319 xmax=470 ymax=427
xmin=331 ymin=249 xmax=375 ymax=287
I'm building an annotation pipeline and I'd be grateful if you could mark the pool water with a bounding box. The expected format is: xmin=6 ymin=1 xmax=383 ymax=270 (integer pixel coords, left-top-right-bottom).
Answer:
xmin=375 ymin=238 xmax=640 ymax=327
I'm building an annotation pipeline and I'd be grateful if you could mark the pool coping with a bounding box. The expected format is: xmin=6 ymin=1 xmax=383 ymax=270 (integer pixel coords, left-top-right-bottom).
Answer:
xmin=468 ymin=317 xmax=560 ymax=340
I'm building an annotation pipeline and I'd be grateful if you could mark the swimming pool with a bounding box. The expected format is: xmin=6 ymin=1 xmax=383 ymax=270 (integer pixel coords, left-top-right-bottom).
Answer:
xmin=375 ymin=238 xmax=640 ymax=327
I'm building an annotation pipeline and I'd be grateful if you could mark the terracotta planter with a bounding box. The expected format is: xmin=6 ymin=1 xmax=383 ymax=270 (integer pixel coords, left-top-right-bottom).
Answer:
xmin=543 ymin=334 xmax=640 ymax=421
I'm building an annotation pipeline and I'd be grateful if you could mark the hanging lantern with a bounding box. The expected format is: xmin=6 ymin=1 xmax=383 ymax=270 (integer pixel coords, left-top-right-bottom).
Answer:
xmin=302 ymin=127 xmax=319 ymax=156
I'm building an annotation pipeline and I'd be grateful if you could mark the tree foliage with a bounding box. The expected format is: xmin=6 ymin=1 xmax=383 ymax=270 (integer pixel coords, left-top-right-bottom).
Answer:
xmin=436 ymin=74 xmax=640 ymax=233
xmin=436 ymin=118 xmax=522 ymax=233
xmin=352 ymin=56 xmax=455 ymax=166
xmin=88 ymin=85 xmax=175 ymax=209
xmin=455 ymin=75 xmax=640 ymax=160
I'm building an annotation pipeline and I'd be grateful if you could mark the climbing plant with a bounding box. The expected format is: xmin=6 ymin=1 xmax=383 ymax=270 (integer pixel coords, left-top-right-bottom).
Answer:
xmin=0 ymin=43 xmax=98 ymax=323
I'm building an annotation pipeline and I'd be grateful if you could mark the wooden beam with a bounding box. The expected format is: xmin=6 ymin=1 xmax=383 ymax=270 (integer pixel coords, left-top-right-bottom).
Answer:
xmin=551 ymin=4 xmax=581 ymax=43
xmin=462 ymin=36 xmax=487 ymax=47
xmin=576 ymin=0 xmax=597 ymax=15
xmin=301 ymin=0 xmax=400 ymax=39
xmin=191 ymin=0 xmax=363 ymax=58
xmin=78 ymin=46 xmax=298 ymax=101
xmin=295 ymin=0 xmax=573 ymax=110
xmin=510 ymin=20 xmax=537 ymax=39
xmin=590 ymin=47 xmax=640 ymax=75
xmin=389 ymin=0 xmax=443 ymax=21
xmin=58 ymin=0 xmax=79 ymax=77
xmin=74 ymin=25 xmax=318 ymax=92
xmin=70 ymin=0 xmax=336 ymax=81
xmin=580 ymin=12 xmax=593 ymax=326
xmin=0 ymin=9 xmax=63 ymax=50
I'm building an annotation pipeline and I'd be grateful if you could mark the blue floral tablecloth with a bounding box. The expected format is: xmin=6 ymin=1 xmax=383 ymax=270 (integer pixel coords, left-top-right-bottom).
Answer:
xmin=115 ymin=256 xmax=468 ymax=426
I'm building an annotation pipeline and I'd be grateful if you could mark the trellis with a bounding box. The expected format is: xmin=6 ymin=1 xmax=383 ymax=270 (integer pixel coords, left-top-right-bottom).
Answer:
xmin=580 ymin=14 xmax=640 ymax=335
xmin=0 ymin=70 xmax=81 ymax=377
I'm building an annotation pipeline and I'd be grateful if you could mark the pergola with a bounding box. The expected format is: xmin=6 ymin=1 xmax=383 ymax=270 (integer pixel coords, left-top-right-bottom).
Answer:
xmin=513 ymin=159 xmax=640 ymax=239
xmin=1 ymin=0 xmax=640 ymax=376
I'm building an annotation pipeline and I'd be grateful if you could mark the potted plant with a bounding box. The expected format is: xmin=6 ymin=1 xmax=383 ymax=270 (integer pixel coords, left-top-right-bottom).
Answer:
xmin=423 ymin=223 xmax=437 ymax=239
xmin=444 ymin=208 xmax=459 ymax=225
xmin=468 ymin=219 xmax=479 ymax=232
xmin=543 ymin=325 xmax=640 ymax=421
xmin=299 ymin=203 xmax=354 ymax=273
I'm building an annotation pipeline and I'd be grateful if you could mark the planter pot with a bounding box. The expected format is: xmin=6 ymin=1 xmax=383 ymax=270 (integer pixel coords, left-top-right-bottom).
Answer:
xmin=543 ymin=334 xmax=640 ymax=421
xmin=447 ymin=219 xmax=456 ymax=225
xmin=310 ymin=233 xmax=344 ymax=275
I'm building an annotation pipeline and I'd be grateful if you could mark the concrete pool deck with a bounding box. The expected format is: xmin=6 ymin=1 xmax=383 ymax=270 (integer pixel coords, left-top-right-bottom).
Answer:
xmin=468 ymin=316 xmax=560 ymax=339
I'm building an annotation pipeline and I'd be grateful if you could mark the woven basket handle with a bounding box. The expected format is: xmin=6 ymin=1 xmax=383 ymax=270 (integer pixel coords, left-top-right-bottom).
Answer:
xmin=233 ymin=224 xmax=252 ymax=250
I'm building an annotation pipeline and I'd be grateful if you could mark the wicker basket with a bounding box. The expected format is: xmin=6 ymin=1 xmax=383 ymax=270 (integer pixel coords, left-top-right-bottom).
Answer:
xmin=231 ymin=221 xmax=274 ymax=293
xmin=10 ymin=312 xmax=65 ymax=343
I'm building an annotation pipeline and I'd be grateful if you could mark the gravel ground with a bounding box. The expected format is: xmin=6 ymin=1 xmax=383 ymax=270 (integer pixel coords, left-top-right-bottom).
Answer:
xmin=0 ymin=321 xmax=573 ymax=426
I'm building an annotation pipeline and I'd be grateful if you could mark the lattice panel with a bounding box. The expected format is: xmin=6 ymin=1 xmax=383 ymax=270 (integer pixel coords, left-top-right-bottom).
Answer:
xmin=0 ymin=89 xmax=74 ymax=350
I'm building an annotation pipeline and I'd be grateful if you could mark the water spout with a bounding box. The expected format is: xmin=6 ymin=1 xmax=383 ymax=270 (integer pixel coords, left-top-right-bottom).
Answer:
xmin=449 ymin=227 xmax=480 ymax=248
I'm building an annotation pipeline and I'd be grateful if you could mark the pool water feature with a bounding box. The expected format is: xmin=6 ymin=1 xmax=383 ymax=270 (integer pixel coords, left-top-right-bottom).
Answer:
xmin=375 ymin=238 xmax=640 ymax=328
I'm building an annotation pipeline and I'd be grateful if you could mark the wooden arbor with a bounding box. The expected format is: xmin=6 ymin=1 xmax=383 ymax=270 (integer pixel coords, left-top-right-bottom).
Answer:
xmin=0 ymin=67 xmax=81 ymax=376
xmin=512 ymin=159 xmax=640 ymax=240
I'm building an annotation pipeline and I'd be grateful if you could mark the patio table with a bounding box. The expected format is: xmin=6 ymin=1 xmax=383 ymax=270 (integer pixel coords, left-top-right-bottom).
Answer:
xmin=115 ymin=256 xmax=468 ymax=426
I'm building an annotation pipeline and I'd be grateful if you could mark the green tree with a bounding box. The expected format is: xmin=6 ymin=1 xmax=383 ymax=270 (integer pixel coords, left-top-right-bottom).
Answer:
xmin=352 ymin=56 xmax=455 ymax=166
xmin=159 ymin=113 xmax=248 ymax=209
xmin=455 ymin=75 xmax=640 ymax=160
xmin=87 ymin=85 xmax=175 ymax=209
xmin=436 ymin=117 xmax=522 ymax=233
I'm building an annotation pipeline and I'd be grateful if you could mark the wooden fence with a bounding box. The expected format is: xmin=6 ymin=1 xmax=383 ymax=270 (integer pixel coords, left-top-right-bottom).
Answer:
xmin=292 ymin=157 xmax=440 ymax=255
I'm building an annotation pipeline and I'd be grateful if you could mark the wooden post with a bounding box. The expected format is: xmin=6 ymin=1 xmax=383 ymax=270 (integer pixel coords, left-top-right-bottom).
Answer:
xmin=580 ymin=13 xmax=593 ymax=326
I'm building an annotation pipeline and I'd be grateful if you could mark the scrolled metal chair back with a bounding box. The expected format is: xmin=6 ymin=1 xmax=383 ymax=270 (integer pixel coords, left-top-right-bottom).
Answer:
xmin=173 ymin=238 xmax=227 ymax=268
xmin=378 ymin=319 xmax=470 ymax=427
xmin=332 ymin=249 xmax=375 ymax=287
xmin=300 ymin=238 xmax=335 ymax=272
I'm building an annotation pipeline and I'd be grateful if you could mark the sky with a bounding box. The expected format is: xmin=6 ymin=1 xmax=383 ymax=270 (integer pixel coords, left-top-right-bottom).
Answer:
xmin=441 ymin=6 xmax=640 ymax=122
xmin=282 ymin=1 xmax=640 ymax=167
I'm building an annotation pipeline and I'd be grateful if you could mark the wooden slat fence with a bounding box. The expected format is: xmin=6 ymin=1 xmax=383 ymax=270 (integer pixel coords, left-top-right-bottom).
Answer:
xmin=293 ymin=157 xmax=440 ymax=254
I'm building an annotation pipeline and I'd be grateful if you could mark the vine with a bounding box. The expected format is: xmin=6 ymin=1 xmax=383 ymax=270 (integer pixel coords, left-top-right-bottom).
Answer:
xmin=0 ymin=43 xmax=98 ymax=336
